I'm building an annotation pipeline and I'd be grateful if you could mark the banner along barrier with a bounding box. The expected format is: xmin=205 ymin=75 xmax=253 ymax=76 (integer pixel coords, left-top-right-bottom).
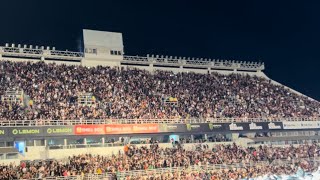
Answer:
xmin=2 ymin=121 xmax=320 ymax=138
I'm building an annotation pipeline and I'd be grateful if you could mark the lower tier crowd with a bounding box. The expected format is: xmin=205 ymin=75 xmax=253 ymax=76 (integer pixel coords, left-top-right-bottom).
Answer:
xmin=0 ymin=143 xmax=320 ymax=179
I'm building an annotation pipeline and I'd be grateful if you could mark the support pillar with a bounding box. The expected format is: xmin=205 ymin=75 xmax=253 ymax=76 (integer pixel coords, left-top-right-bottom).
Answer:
xmin=204 ymin=134 xmax=208 ymax=141
xmin=190 ymin=135 xmax=194 ymax=142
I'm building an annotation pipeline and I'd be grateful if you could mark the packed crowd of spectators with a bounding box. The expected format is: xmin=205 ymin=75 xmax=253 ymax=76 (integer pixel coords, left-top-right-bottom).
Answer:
xmin=125 ymin=163 xmax=319 ymax=180
xmin=0 ymin=143 xmax=320 ymax=179
xmin=0 ymin=60 xmax=319 ymax=121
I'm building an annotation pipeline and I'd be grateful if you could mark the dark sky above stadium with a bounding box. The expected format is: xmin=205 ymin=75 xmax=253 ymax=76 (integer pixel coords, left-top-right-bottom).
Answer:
xmin=1 ymin=0 xmax=320 ymax=100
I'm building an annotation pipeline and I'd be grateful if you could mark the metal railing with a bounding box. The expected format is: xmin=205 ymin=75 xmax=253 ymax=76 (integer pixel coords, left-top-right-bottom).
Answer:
xmin=17 ymin=157 xmax=320 ymax=180
xmin=0 ymin=117 xmax=319 ymax=127
xmin=29 ymin=173 xmax=113 ymax=180
xmin=116 ymin=163 xmax=265 ymax=179
xmin=122 ymin=55 xmax=265 ymax=71
xmin=116 ymin=157 xmax=320 ymax=179
xmin=47 ymin=143 xmax=125 ymax=150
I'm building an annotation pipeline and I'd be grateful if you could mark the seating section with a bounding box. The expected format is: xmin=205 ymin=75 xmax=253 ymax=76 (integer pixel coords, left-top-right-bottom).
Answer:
xmin=0 ymin=143 xmax=319 ymax=179
xmin=0 ymin=60 xmax=319 ymax=121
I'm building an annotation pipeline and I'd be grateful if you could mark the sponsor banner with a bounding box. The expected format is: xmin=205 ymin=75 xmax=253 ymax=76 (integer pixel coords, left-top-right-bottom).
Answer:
xmin=283 ymin=121 xmax=320 ymax=130
xmin=186 ymin=124 xmax=202 ymax=132
xmin=228 ymin=122 xmax=284 ymax=131
xmin=0 ymin=128 xmax=8 ymax=137
xmin=207 ymin=123 xmax=228 ymax=132
xmin=44 ymin=126 xmax=74 ymax=136
xmin=268 ymin=122 xmax=283 ymax=130
xmin=229 ymin=123 xmax=244 ymax=131
xmin=249 ymin=122 xmax=263 ymax=130
xmin=159 ymin=123 xmax=228 ymax=133
xmin=74 ymin=125 xmax=105 ymax=135
xmin=105 ymin=124 xmax=159 ymax=134
xmin=8 ymin=127 xmax=43 ymax=136
xmin=159 ymin=124 xmax=187 ymax=132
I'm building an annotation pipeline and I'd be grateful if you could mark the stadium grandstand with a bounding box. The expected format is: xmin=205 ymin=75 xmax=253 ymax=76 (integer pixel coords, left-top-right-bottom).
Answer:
xmin=0 ymin=29 xmax=319 ymax=179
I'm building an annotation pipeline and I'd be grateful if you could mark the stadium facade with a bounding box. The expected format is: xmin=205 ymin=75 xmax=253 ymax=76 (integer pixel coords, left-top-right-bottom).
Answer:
xmin=0 ymin=29 xmax=319 ymax=165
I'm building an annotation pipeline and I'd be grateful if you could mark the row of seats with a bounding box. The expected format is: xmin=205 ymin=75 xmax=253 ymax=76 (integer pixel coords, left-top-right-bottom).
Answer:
xmin=0 ymin=60 xmax=319 ymax=121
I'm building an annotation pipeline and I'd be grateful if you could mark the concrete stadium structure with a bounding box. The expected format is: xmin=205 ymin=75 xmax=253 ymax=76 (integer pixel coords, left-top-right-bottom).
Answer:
xmin=0 ymin=29 xmax=319 ymax=167
xmin=0 ymin=29 xmax=316 ymax=101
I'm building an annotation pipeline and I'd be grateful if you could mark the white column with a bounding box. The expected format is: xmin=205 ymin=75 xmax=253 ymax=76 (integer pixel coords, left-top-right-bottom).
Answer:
xmin=204 ymin=134 xmax=208 ymax=141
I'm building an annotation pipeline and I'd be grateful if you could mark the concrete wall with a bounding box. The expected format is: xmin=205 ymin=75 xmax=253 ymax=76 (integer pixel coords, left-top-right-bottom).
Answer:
xmin=123 ymin=64 xmax=266 ymax=76
xmin=2 ymin=57 xmax=81 ymax=66
xmin=19 ymin=142 xmax=235 ymax=161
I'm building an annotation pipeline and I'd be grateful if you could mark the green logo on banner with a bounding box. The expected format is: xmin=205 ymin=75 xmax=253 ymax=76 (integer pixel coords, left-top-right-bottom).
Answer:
xmin=186 ymin=124 xmax=192 ymax=131
xmin=209 ymin=123 xmax=214 ymax=130
xmin=47 ymin=127 xmax=72 ymax=134
xmin=12 ymin=129 xmax=18 ymax=135
xmin=12 ymin=129 xmax=40 ymax=135
xmin=47 ymin=128 xmax=52 ymax=134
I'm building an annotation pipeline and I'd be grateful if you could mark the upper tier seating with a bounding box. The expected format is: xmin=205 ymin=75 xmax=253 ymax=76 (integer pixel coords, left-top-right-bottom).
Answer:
xmin=0 ymin=60 xmax=319 ymax=121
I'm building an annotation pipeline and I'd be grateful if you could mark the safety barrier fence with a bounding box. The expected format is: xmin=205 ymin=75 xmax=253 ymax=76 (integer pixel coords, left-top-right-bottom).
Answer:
xmin=0 ymin=117 xmax=319 ymax=127
xmin=116 ymin=157 xmax=320 ymax=179
xmin=29 ymin=174 xmax=114 ymax=180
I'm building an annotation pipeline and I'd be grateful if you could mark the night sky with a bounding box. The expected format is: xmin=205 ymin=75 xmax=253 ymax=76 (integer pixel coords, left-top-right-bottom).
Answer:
xmin=1 ymin=1 xmax=319 ymax=100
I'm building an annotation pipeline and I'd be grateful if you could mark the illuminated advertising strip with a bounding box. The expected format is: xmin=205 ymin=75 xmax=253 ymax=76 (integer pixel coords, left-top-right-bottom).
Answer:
xmin=105 ymin=124 xmax=159 ymax=134
xmin=44 ymin=126 xmax=74 ymax=136
xmin=9 ymin=127 xmax=43 ymax=136
xmin=74 ymin=125 xmax=106 ymax=135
